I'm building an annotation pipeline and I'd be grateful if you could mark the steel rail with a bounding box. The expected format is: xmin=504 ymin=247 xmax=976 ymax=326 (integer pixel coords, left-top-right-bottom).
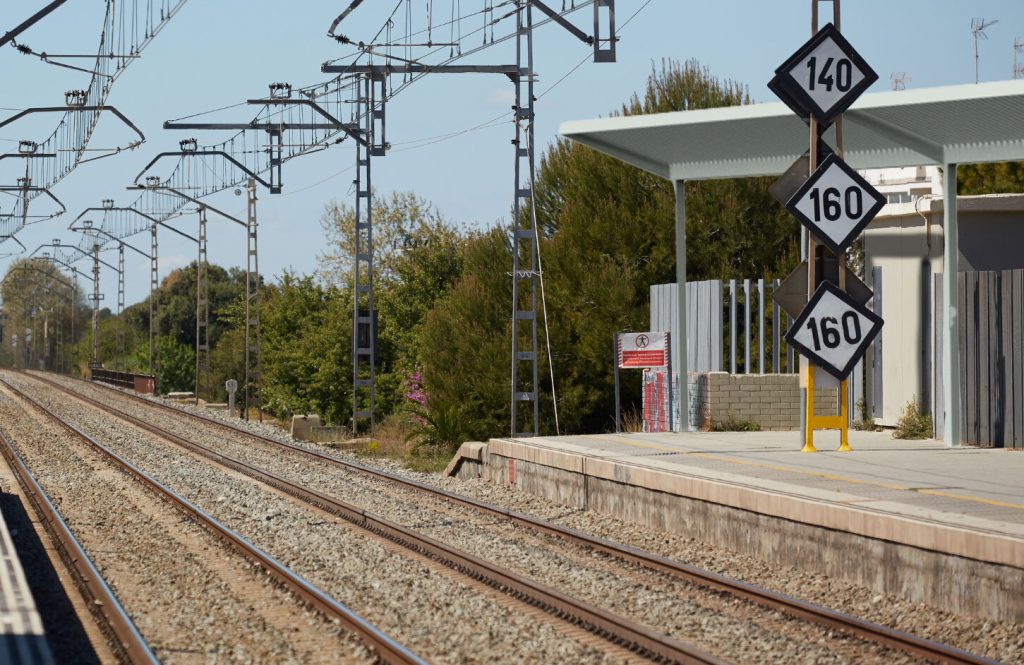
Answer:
xmin=0 ymin=377 xmax=424 ymax=665
xmin=64 ymin=371 xmax=998 ymax=665
xmin=0 ymin=426 xmax=157 ymax=665
xmin=28 ymin=373 xmax=720 ymax=665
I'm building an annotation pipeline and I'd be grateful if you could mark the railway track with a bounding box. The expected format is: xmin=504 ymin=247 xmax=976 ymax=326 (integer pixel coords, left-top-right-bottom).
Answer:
xmin=27 ymin=370 xmax=1000 ymax=665
xmin=0 ymin=376 xmax=422 ymax=665
xmin=10 ymin=372 xmax=722 ymax=665
xmin=0 ymin=424 xmax=156 ymax=665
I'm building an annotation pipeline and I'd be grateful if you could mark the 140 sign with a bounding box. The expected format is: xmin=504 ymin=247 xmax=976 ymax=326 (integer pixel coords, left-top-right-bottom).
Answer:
xmin=769 ymin=23 xmax=878 ymax=125
xmin=785 ymin=282 xmax=883 ymax=380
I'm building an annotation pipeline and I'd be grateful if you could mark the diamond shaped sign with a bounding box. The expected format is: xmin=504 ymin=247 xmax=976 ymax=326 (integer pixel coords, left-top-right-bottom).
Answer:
xmin=769 ymin=23 xmax=878 ymax=125
xmin=785 ymin=281 xmax=883 ymax=380
xmin=786 ymin=153 xmax=886 ymax=255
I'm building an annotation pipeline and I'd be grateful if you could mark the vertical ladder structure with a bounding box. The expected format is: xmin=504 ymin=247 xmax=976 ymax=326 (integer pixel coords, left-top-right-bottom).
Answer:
xmin=90 ymin=243 xmax=100 ymax=368
xmin=117 ymin=244 xmax=125 ymax=370
xmin=244 ymin=178 xmax=262 ymax=420
xmin=150 ymin=224 xmax=159 ymax=384
xmin=508 ymin=0 xmax=616 ymax=437
xmin=351 ymin=73 xmax=386 ymax=436
xmin=195 ymin=205 xmax=210 ymax=400
xmin=510 ymin=0 xmax=540 ymax=437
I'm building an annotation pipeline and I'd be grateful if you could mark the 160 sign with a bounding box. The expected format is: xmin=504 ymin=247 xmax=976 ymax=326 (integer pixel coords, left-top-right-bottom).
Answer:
xmin=803 ymin=311 xmax=863 ymax=352
xmin=787 ymin=154 xmax=886 ymax=254
xmin=785 ymin=282 xmax=883 ymax=380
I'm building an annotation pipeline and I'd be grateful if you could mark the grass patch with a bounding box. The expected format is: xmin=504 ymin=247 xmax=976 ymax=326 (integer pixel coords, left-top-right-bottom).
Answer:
xmin=710 ymin=414 xmax=761 ymax=432
xmin=893 ymin=397 xmax=933 ymax=439
xmin=357 ymin=411 xmax=459 ymax=474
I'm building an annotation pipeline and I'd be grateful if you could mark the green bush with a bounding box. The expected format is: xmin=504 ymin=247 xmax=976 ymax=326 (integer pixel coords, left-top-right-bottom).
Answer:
xmin=710 ymin=414 xmax=761 ymax=432
xmin=893 ymin=397 xmax=933 ymax=439
xmin=404 ymin=400 xmax=472 ymax=454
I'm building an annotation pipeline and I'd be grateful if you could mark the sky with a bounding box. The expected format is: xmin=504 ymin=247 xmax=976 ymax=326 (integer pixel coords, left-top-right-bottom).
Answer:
xmin=2 ymin=0 xmax=1024 ymax=307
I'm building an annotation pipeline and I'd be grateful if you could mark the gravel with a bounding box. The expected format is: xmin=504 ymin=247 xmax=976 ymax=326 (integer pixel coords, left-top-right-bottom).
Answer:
xmin=25 ymin=373 xmax=982 ymax=663
xmin=0 ymin=389 xmax=372 ymax=665
xmin=68 ymin=373 xmax=1024 ymax=664
xmin=10 ymin=373 xmax=620 ymax=665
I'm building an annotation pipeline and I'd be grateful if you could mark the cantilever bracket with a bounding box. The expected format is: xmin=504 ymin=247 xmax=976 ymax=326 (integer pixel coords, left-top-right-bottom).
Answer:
xmin=0 ymin=185 xmax=66 ymax=225
xmin=126 ymin=186 xmax=247 ymax=228
xmin=132 ymin=151 xmax=273 ymax=191
xmin=0 ymin=106 xmax=146 ymax=154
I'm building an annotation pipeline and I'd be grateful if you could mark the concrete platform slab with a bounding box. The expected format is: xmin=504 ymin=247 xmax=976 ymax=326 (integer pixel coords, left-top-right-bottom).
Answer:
xmin=0 ymin=503 xmax=53 ymax=664
xmin=452 ymin=430 xmax=1024 ymax=622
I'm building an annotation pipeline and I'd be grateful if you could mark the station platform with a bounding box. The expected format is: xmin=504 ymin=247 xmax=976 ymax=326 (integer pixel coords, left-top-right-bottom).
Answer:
xmin=0 ymin=504 xmax=53 ymax=664
xmin=449 ymin=429 xmax=1024 ymax=622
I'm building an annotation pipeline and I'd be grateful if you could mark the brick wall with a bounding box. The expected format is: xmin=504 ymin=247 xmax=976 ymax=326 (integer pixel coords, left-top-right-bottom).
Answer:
xmin=700 ymin=372 xmax=837 ymax=431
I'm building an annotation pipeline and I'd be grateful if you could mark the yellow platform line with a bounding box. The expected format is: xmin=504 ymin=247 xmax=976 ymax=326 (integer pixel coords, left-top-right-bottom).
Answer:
xmin=536 ymin=434 xmax=1024 ymax=512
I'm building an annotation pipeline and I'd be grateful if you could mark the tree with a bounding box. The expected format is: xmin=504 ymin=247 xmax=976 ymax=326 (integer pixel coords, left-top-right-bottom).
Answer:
xmin=259 ymin=272 xmax=352 ymax=425
xmin=958 ymin=161 xmax=1024 ymax=195
xmin=318 ymin=191 xmax=452 ymax=286
xmin=315 ymin=191 xmax=469 ymax=425
xmin=0 ymin=259 xmax=86 ymax=371
xmin=417 ymin=59 xmax=800 ymax=439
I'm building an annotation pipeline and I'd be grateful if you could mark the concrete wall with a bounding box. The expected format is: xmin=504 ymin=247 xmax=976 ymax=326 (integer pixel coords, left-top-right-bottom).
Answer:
xmin=701 ymin=372 xmax=836 ymax=431
xmin=457 ymin=448 xmax=1023 ymax=622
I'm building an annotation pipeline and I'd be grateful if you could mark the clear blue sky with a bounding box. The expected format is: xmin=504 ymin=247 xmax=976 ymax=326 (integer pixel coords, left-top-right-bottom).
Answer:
xmin=2 ymin=0 xmax=1023 ymax=307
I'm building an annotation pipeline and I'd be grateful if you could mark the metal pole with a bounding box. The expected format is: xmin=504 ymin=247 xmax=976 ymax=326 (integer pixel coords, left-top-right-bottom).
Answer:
xmin=352 ymin=75 xmax=377 ymax=435
xmin=729 ymin=279 xmax=737 ymax=374
xmin=758 ymin=278 xmax=765 ymax=374
xmin=195 ymin=206 xmax=209 ymax=401
xmin=743 ymin=278 xmax=751 ymax=373
xmin=773 ymin=279 xmax=781 ymax=372
xmin=117 ymin=244 xmax=125 ymax=370
xmin=942 ymin=163 xmax=961 ymax=446
xmin=673 ymin=180 xmax=688 ymax=430
xmin=510 ymin=0 xmax=539 ymax=437
xmin=613 ymin=334 xmax=621 ymax=433
xmin=244 ymin=178 xmax=262 ymax=420
xmin=91 ymin=243 xmax=100 ymax=368
xmin=150 ymin=224 xmax=158 ymax=382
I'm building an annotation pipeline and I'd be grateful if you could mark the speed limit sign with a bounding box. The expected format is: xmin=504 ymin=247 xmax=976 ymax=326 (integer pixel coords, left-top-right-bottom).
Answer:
xmin=786 ymin=153 xmax=886 ymax=254
xmin=769 ymin=23 xmax=878 ymax=125
xmin=785 ymin=281 xmax=883 ymax=380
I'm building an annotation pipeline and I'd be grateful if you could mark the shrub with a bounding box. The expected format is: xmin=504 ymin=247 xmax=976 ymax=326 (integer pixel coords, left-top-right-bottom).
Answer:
xmin=404 ymin=399 xmax=472 ymax=454
xmin=710 ymin=414 xmax=761 ymax=432
xmin=893 ymin=397 xmax=933 ymax=439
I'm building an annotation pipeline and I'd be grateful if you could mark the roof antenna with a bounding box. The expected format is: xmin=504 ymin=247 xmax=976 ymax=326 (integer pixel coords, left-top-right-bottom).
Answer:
xmin=971 ymin=17 xmax=998 ymax=83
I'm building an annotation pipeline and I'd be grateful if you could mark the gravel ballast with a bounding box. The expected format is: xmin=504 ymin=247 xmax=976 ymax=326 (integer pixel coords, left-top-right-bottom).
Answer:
xmin=60 ymin=372 xmax=1024 ymax=665
xmin=0 ymin=390 xmax=373 ymax=664
xmin=22 ymin=372 xmax=1007 ymax=663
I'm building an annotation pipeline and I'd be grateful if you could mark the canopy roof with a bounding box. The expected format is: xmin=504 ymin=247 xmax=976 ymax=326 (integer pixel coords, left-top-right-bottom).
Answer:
xmin=559 ymin=80 xmax=1024 ymax=181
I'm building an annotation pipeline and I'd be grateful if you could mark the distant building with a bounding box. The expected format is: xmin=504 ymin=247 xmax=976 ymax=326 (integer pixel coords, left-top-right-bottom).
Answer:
xmin=861 ymin=166 xmax=1024 ymax=425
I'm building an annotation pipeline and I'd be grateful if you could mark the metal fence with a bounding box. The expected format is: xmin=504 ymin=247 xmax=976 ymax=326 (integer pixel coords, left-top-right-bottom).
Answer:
xmin=651 ymin=279 xmax=803 ymax=375
xmin=935 ymin=269 xmax=1024 ymax=448
xmin=650 ymin=279 xmax=867 ymax=429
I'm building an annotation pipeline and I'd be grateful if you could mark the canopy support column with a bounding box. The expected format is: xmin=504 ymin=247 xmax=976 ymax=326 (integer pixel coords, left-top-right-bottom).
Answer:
xmin=941 ymin=163 xmax=960 ymax=447
xmin=674 ymin=180 xmax=688 ymax=432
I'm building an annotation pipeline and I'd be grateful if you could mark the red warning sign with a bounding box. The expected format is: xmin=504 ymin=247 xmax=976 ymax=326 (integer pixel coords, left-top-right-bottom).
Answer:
xmin=617 ymin=332 xmax=669 ymax=368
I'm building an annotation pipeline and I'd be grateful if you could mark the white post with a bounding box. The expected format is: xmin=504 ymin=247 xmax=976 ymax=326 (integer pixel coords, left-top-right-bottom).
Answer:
xmin=942 ymin=163 xmax=960 ymax=447
xmin=674 ymin=180 xmax=688 ymax=431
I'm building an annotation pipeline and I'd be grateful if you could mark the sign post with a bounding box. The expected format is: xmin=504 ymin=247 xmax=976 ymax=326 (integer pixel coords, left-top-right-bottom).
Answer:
xmin=225 ymin=378 xmax=238 ymax=418
xmin=615 ymin=331 xmax=672 ymax=433
xmin=770 ymin=0 xmax=882 ymax=452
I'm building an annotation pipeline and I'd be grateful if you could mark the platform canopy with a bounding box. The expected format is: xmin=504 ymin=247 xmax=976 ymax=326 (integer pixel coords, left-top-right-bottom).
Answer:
xmin=559 ymin=80 xmax=1024 ymax=181
xmin=560 ymin=79 xmax=1024 ymax=448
